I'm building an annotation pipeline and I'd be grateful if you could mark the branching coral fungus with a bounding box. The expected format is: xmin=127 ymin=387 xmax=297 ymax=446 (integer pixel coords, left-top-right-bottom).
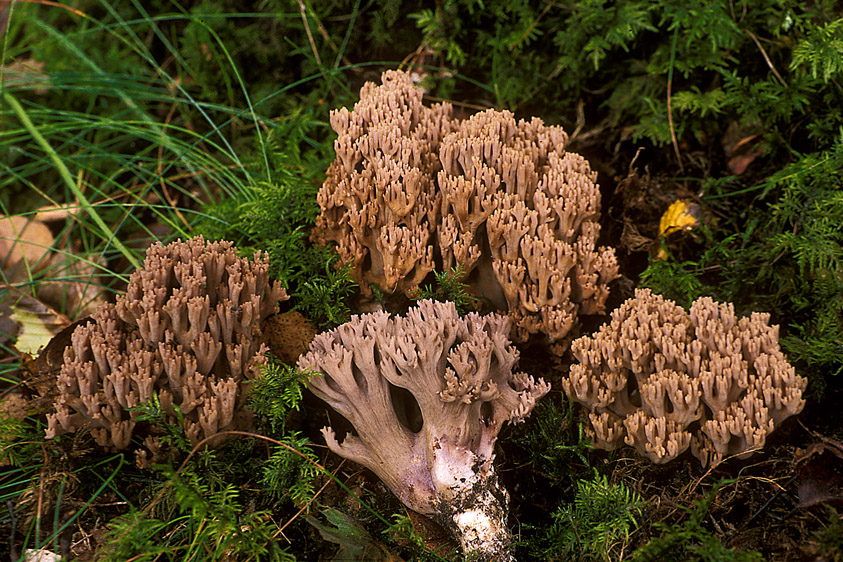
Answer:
xmin=313 ymin=70 xmax=618 ymax=351
xmin=298 ymin=299 xmax=549 ymax=562
xmin=562 ymin=288 xmax=807 ymax=466
xmin=45 ymin=237 xmax=287 ymax=463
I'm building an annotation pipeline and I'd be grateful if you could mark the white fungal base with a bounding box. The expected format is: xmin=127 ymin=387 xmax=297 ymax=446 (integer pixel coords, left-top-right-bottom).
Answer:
xmin=449 ymin=493 xmax=515 ymax=562
xmin=431 ymin=442 xmax=515 ymax=562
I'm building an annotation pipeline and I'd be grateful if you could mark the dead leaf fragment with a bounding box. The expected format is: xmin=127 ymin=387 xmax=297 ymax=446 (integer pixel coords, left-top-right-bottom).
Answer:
xmin=659 ymin=200 xmax=701 ymax=238
xmin=0 ymin=286 xmax=71 ymax=355
xmin=1 ymin=58 xmax=50 ymax=94
xmin=796 ymin=442 xmax=843 ymax=509
xmin=655 ymin=199 xmax=702 ymax=260
xmin=722 ymin=121 xmax=766 ymax=175
xmin=0 ymin=215 xmax=54 ymax=282
xmin=22 ymin=316 xmax=93 ymax=403
xmin=306 ymin=508 xmax=405 ymax=562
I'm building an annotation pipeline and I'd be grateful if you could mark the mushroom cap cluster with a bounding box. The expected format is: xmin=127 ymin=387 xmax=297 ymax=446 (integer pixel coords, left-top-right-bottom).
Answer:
xmin=562 ymin=288 xmax=807 ymax=466
xmin=314 ymin=70 xmax=618 ymax=351
xmin=45 ymin=236 xmax=288 ymax=463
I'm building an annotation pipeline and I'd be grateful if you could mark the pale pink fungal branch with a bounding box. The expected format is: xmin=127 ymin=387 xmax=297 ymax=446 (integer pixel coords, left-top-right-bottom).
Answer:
xmin=313 ymin=70 xmax=618 ymax=352
xmin=298 ymin=299 xmax=549 ymax=562
xmin=45 ymin=237 xmax=287 ymax=465
xmin=562 ymin=288 xmax=807 ymax=466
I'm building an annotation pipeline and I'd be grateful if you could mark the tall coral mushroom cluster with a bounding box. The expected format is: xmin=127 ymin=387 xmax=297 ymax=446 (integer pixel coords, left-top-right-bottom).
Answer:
xmin=562 ymin=289 xmax=806 ymax=466
xmin=314 ymin=70 xmax=618 ymax=349
xmin=298 ymin=299 xmax=549 ymax=562
xmin=45 ymin=237 xmax=287 ymax=461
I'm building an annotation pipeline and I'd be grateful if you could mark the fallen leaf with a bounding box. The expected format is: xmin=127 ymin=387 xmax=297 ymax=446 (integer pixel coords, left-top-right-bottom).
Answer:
xmin=1 ymin=58 xmax=50 ymax=94
xmin=0 ymin=292 xmax=18 ymax=347
xmin=36 ymin=250 xmax=108 ymax=320
xmin=306 ymin=508 xmax=405 ymax=562
xmin=0 ymin=285 xmax=71 ymax=355
xmin=22 ymin=316 xmax=93 ymax=403
xmin=728 ymin=144 xmax=766 ymax=176
xmin=654 ymin=199 xmax=702 ymax=260
xmin=620 ymin=219 xmax=654 ymax=253
xmin=796 ymin=442 xmax=843 ymax=509
xmin=0 ymin=215 xmax=54 ymax=283
xmin=721 ymin=122 xmax=766 ymax=176
xmin=659 ymin=200 xmax=701 ymax=238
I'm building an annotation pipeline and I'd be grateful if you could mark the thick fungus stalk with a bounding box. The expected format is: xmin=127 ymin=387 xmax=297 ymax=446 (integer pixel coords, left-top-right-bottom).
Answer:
xmin=298 ymin=299 xmax=549 ymax=561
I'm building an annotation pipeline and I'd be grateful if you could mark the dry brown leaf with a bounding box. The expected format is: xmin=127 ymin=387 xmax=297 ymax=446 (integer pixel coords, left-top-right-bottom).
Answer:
xmin=721 ymin=122 xmax=766 ymax=176
xmin=36 ymin=251 xmax=108 ymax=320
xmin=728 ymin=145 xmax=766 ymax=176
xmin=0 ymin=215 xmax=54 ymax=283
xmin=1 ymin=58 xmax=50 ymax=94
xmin=0 ymin=286 xmax=71 ymax=355
xmin=796 ymin=442 xmax=843 ymax=509
xmin=34 ymin=203 xmax=81 ymax=223
xmin=0 ymin=292 xmax=17 ymax=348
xmin=22 ymin=316 xmax=94 ymax=401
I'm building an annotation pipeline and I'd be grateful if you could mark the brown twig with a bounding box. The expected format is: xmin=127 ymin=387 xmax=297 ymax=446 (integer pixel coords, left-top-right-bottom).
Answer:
xmin=515 ymin=1 xmax=553 ymax=47
xmin=666 ymin=73 xmax=683 ymax=174
xmin=296 ymin=0 xmax=323 ymax=68
xmin=745 ymin=29 xmax=788 ymax=88
xmin=258 ymin=457 xmax=348 ymax=556
xmin=157 ymin=100 xmax=190 ymax=229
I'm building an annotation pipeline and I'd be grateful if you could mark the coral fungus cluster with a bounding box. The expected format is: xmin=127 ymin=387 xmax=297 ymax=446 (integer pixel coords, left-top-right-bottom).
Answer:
xmin=313 ymin=70 xmax=618 ymax=350
xmin=299 ymin=299 xmax=549 ymax=562
xmin=562 ymin=289 xmax=806 ymax=466
xmin=45 ymin=237 xmax=287 ymax=462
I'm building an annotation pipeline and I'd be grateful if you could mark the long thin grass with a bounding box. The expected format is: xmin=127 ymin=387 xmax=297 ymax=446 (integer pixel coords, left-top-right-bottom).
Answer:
xmin=1 ymin=2 xmax=327 ymax=560
xmin=0 ymin=2 xmax=455 ymax=560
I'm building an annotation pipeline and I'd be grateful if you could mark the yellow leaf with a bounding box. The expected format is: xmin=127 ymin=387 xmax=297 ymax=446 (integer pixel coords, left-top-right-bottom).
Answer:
xmin=659 ymin=200 xmax=700 ymax=238
xmin=2 ymin=288 xmax=71 ymax=354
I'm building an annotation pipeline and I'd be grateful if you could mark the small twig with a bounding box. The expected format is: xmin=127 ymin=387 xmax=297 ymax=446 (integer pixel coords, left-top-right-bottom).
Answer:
xmin=296 ymin=0 xmax=323 ymax=68
xmin=666 ymin=28 xmax=683 ymax=174
xmin=421 ymin=95 xmax=491 ymax=112
xmin=157 ymin=100 xmax=190 ymax=229
xmin=733 ymin=476 xmax=796 ymax=534
xmin=745 ymin=30 xmax=788 ymax=88
xmin=9 ymin=0 xmax=85 ymax=18
xmin=798 ymin=420 xmax=843 ymax=453
xmin=515 ymin=1 xmax=552 ymax=47
xmin=568 ymin=100 xmax=586 ymax=143
xmin=37 ymin=445 xmax=51 ymax=538
xmin=7 ymin=500 xmax=17 ymax=562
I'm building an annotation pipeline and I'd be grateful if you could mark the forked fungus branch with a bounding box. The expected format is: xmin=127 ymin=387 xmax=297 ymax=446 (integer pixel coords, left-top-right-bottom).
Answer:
xmin=562 ymin=289 xmax=806 ymax=466
xmin=313 ymin=70 xmax=618 ymax=352
xmin=45 ymin=237 xmax=288 ymax=464
xmin=298 ymin=299 xmax=549 ymax=562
